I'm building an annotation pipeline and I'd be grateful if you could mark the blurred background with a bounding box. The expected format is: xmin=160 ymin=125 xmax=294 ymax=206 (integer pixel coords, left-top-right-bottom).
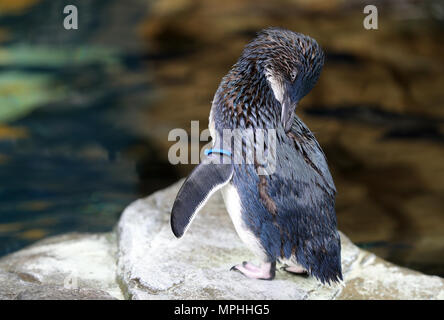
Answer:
xmin=0 ymin=0 xmax=443 ymax=277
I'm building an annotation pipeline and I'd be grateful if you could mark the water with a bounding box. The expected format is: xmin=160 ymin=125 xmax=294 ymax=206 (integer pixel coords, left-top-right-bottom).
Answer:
xmin=0 ymin=0 xmax=180 ymax=254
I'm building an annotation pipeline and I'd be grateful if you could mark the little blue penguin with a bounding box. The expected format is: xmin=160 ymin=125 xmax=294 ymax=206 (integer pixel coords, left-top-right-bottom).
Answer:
xmin=171 ymin=27 xmax=342 ymax=284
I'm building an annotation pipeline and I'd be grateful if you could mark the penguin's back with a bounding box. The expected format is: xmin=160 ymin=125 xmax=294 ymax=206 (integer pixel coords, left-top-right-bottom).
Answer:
xmin=209 ymin=66 xmax=342 ymax=283
xmin=230 ymin=120 xmax=342 ymax=284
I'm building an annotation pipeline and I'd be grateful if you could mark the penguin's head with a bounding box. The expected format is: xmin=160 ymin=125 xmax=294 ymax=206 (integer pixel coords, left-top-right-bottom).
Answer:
xmin=239 ymin=28 xmax=325 ymax=131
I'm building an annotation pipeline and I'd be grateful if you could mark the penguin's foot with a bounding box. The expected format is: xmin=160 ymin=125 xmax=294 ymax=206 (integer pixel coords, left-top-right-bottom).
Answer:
xmin=280 ymin=264 xmax=309 ymax=277
xmin=230 ymin=261 xmax=276 ymax=280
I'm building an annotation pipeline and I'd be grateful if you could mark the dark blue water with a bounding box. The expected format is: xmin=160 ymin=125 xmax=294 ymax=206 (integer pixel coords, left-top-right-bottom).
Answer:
xmin=0 ymin=0 xmax=179 ymax=255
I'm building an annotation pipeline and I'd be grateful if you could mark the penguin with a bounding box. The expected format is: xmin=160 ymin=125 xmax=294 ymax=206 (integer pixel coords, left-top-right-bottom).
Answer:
xmin=171 ymin=27 xmax=342 ymax=284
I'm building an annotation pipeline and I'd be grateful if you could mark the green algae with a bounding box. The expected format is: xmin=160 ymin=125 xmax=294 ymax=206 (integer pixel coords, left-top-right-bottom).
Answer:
xmin=0 ymin=72 xmax=65 ymax=122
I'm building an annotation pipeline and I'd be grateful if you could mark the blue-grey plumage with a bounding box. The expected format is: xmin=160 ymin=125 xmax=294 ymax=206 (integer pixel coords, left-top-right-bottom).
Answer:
xmin=171 ymin=27 xmax=342 ymax=284
xmin=210 ymin=28 xmax=341 ymax=284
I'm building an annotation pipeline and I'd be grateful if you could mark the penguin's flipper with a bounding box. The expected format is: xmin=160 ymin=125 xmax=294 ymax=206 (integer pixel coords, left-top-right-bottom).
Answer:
xmin=171 ymin=154 xmax=233 ymax=238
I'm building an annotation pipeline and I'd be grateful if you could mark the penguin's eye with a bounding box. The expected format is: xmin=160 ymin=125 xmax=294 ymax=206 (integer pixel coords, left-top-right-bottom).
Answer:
xmin=290 ymin=70 xmax=298 ymax=82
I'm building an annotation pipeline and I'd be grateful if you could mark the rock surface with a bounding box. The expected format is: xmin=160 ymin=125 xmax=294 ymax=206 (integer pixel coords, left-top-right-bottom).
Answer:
xmin=116 ymin=180 xmax=444 ymax=300
xmin=0 ymin=180 xmax=443 ymax=299
xmin=0 ymin=233 xmax=122 ymax=300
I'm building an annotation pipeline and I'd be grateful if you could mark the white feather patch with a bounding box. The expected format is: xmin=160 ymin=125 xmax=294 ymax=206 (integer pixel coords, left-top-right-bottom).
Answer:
xmin=265 ymin=69 xmax=284 ymax=104
xmin=222 ymin=183 xmax=268 ymax=261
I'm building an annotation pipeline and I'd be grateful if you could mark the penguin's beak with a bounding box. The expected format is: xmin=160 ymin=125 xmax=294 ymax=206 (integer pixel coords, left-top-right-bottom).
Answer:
xmin=281 ymin=94 xmax=297 ymax=133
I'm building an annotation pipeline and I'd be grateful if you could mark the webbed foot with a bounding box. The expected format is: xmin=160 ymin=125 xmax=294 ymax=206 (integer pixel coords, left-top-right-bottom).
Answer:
xmin=280 ymin=264 xmax=309 ymax=277
xmin=230 ymin=261 xmax=276 ymax=280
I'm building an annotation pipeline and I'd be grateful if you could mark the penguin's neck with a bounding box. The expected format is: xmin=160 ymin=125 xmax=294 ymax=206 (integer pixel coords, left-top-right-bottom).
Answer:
xmin=217 ymin=64 xmax=280 ymax=130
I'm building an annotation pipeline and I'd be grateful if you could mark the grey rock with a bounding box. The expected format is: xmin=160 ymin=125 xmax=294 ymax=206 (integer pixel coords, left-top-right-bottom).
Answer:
xmin=0 ymin=233 xmax=122 ymax=300
xmin=117 ymin=180 xmax=444 ymax=300
xmin=0 ymin=269 xmax=114 ymax=300
xmin=1 ymin=180 xmax=443 ymax=299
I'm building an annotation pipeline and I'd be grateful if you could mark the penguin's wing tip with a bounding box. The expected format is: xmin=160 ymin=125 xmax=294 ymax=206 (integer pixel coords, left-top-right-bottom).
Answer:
xmin=170 ymin=214 xmax=184 ymax=238
xmin=170 ymin=156 xmax=233 ymax=238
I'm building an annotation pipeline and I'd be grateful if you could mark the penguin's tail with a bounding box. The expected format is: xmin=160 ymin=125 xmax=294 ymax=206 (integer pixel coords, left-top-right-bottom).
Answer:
xmin=296 ymin=231 xmax=343 ymax=285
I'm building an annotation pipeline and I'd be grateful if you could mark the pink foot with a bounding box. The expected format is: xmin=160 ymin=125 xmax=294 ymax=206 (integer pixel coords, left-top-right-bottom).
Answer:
xmin=230 ymin=261 xmax=276 ymax=280
xmin=241 ymin=261 xmax=260 ymax=272
xmin=281 ymin=264 xmax=309 ymax=277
